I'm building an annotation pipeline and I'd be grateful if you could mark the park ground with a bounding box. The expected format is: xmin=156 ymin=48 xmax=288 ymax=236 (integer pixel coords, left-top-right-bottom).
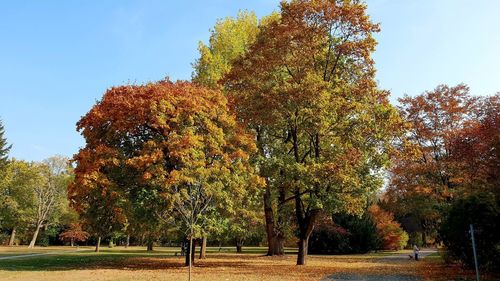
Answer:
xmin=0 ymin=246 xmax=493 ymax=281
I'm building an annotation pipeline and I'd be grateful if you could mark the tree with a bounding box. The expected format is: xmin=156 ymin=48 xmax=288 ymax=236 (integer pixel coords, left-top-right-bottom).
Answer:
xmin=225 ymin=0 xmax=401 ymax=265
xmin=59 ymin=223 xmax=89 ymax=246
xmin=449 ymin=94 xmax=499 ymax=197
xmin=0 ymin=119 xmax=11 ymax=168
xmin=384 ymin=84 xmax=479 ymax=245
xmin=71 ymin=80 xmax=262 ymax=280
xmin=28 ymin=156 xmax=72 ymax=248
xmin=192 ymin=10 xmax=259 ymax=89
xmin=368 ymin=204 xmax=408 ymax=250
xmin=0 ymin=159 xmax=38 ymax=246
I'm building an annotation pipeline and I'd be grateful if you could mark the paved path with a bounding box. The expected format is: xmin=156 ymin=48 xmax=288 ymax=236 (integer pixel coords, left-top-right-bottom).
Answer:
xmin=322 ymin=249 xmax=437 ymax=281
xmin=380 ymin=248 xmax=436 ymax=262
xmin=0 ymin=248 xmax=91 ymax=261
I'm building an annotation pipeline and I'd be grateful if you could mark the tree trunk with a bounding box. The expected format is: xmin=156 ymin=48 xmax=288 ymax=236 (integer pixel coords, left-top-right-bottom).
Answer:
xmin=71 ymin=237 xmax=74 ymax=247
xmin=8 ymin=227 xmax=16 ymax=246
xmin=28 ymin=224 xmax=42 ymax=248
xmin=297 ymin=236 xmax=309 ymax=265
xmin=264 ymin=186 xmax=276 ymax=256
xmin=109 ymin=237 xmax=114 ymax=248
xmin=125 ymin=235 xmax=130 ymax=248
xmin=185 ymin=238 xmax=196 ymax=266
xmin=95 ymin=236 xmax=101 ymax=252
xmin=295 ymin=191 xmax=319 ymax=265
xmin=236 ymin=239 xmax=243 ymax=253
xmin=147 ymin=240 xmax=153 ymax=251
xmin=273 ymin=235 xmax=285 ymax=255
xmin=199 ymin=236 xmax=206 ymax=259
xmin=188 ymin=236 xmax=193 ymax=281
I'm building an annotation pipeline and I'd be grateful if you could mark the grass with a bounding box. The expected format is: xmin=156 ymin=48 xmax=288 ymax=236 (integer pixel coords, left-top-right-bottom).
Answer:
xmin=0 ymin=246 xmax=490 ymax=281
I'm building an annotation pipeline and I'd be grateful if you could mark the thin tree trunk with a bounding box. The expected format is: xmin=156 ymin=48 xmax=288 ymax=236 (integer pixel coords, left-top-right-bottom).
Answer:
xmin=109 ymin=237 xmax=114 ymax=248
xmin=95 ymin=236 xmax=101 ymax=252
xmin=8 ymin=227 xmax=16 ymax=246
xmin=125 ymin=235 xmax=130 ymax=248
xmin=188 ymin=235 xmax=193 ymax=281
xmin=147 ymin=240 xmax=153 ymax=251
xmin=185 ymin=238 xmax=196 ymax=266
xmin=28 ymin=224 xmax=42 ymax=248
xmin=199 ymin=236 xmax=206 ymax=259
xmin=71 ymin=237 xmax=74 ymax=247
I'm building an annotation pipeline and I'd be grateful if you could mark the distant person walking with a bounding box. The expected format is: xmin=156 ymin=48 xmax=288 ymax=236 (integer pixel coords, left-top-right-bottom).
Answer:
xmin=413 ymin=245 xmax=420 ymax=261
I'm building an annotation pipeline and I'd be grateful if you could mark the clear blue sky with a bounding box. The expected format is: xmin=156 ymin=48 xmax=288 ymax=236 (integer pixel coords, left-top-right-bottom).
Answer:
xmin=1 ymin=0 xmax=499 ymax=161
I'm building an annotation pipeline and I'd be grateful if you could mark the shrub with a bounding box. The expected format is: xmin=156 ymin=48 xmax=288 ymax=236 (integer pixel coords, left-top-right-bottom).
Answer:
xmin=440 ymin=192 xmax=499 ymax=272
xmin=309 ymin=213 xmax=380 ymax=254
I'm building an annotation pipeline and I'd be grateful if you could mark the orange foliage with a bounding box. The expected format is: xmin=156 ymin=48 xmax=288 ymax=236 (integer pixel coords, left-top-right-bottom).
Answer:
xmin=369 ymin=205 xmax=408 ymax=250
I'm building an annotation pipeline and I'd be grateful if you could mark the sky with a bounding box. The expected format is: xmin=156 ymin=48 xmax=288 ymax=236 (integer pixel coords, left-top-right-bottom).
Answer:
xmin=1 ymin=0 xmax=499 ymax=162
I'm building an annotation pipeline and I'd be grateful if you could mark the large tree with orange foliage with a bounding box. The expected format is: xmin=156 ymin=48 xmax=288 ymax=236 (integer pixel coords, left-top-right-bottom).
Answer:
xmin=383 ymin=84 xmax=481 ymax=244
xmin=225 ymin=0 xmax=402 ymax=265
xmin=69 ymin=80 xmax=262 ymax=276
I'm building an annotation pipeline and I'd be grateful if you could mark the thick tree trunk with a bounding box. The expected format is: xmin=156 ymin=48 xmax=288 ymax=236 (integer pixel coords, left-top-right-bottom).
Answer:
xmin=264 ymin=186 xmax=276 ymax=256
xmin=297 ymin=236 xmax=309 ymax=265
xmin=28 ymin=224 xmax=42 ymax=248
xmin=95 ymin=236 xmax=101 ymax=252
xmin=8 ymin=227 xmax=16 ymax=246
xmin=295 ymin=191 xmax=319 ymax=265
xmin=125 ymin=235 xmax=130 ymax=248
xmin=264 ymin=186 xmax=286 ymax=256
xmin=236 ymin=239 xmax=243 ymax=253
xmin=147 ymin=240 xmax=153 ymax=251
xmin=199 ymin=236 xmax=206 ymax=259
xmin=109 ymin=237 xmax=114 ymax=248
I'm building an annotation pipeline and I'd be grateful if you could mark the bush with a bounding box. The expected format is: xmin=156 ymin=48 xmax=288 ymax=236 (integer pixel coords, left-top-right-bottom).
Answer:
xmin=440 ymin=192 xmax=499 ymax=272
xmin=309 ymin=213 xmax=380 ymax=255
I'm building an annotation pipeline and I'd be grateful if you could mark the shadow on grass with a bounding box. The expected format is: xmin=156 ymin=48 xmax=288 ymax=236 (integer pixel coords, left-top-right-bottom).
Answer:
xmin=0 ymin=253 xmax=256 ymax=272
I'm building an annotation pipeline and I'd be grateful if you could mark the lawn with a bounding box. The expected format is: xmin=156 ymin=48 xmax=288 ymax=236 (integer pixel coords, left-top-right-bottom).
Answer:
xmin=0 ymin=246 xmax=486 ymax=281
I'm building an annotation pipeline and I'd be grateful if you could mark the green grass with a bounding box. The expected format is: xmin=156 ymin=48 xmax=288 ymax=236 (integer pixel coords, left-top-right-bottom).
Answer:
xmin=0 ymin=246 xmax=295 ymax=271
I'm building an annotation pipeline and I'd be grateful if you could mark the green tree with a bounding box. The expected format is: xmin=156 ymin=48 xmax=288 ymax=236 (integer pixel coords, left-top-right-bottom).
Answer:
xmin=0 ymin=119 xmax=12 ymax=168
xmin=27 ymin=156 xmax=72 ymax=248
xmin=0 ymin=159 xmax=38 ymax=246
xmin=440 ymin=193 xmax=499 ymax=271
xmin=192 ymin=10 xmax=259 ymax=89
xmin=225 ymin=0 xmax=402 ymax=265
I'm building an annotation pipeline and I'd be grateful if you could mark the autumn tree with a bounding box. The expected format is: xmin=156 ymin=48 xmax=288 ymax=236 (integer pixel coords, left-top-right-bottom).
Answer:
xmin=449 ymin=94 xmax=499 ymax=196
xmin=59 ymin=223 xmax=89 ymax=246
xmin=71 ymin=80 xmax=262 ymax=280
xmin=384 ymin=84 xmax=479 ymax=245
xmin=225 ymin=0 xmax=402 ymax=265
xmin=368 ymin=204 xmax=408 ymax=250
